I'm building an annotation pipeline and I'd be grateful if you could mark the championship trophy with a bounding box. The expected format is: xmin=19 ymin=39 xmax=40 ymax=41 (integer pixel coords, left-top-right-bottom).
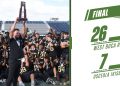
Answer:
xmin=18 ymin=1 xmax=27 ymax=21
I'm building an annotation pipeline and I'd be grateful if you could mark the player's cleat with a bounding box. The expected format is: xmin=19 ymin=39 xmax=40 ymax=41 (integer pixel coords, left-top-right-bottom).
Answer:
xmin=46 ymin=77 xmax=56 ymax=85
xmin=18 ymin=82 xmax=25 ymax=86
xmin=31 ymin=80 xmax=35 ymax=86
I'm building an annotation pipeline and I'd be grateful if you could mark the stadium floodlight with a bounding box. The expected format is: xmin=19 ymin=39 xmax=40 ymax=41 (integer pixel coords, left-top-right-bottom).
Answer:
xmin=50 ymin=18 xmax=59 ymax=21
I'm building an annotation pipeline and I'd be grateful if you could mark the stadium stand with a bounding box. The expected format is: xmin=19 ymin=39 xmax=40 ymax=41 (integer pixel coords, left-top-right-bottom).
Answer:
xmin=0 ymin=21 xmax=3 ymax=30
xmin=4 ymin=21 xmax=50 ymax=35
xmin=47 ymin=21 xmax=69 ymax=33
xmin=2 ymin=21 xmax=69 ymax=35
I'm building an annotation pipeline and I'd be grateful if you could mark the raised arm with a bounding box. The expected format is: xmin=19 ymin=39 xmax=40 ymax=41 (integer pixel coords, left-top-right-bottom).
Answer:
xmin=9 ymin=18 xmax=18 ymax=38
xmin=21 ymin=21 xmax=27 ymax=38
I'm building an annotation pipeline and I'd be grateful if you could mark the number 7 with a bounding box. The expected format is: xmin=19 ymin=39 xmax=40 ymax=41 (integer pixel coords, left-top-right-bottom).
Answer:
xmin=99 ymin=53 xmax=108 ymax=69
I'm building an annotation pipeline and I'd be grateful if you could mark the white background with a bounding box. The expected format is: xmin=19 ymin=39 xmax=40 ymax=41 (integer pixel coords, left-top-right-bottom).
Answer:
xmin=72 ymin=0 xmax=120 ymax=86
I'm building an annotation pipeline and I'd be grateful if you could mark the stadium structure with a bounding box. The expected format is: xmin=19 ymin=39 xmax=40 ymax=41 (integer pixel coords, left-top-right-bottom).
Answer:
xmin=0 ymin=21 xmax=69 ymax=35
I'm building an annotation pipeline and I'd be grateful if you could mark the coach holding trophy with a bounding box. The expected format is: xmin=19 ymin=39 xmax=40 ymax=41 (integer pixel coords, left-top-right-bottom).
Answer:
xmin=6 ymin=17 xmax=27 ymax=86
xmin=6 ymin=1 xmax=27 ymax=86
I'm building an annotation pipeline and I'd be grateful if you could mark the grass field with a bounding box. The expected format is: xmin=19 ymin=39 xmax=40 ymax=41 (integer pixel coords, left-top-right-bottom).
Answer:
xmin=0 ymin=80 xmax=70 ymax=86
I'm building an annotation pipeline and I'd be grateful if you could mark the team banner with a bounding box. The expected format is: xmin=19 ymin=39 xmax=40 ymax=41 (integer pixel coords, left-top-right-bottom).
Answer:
xmin=85 ymin=5 xmax=120 ymax=21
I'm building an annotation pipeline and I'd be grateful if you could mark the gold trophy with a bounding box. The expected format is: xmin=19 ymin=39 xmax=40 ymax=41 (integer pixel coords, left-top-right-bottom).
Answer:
xmin=18 ymin=1 xmax=27 ymax=21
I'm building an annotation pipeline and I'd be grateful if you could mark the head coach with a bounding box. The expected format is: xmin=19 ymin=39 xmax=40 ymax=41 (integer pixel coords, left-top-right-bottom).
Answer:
xmin=6 ymin=17 xmax=27 ymax=86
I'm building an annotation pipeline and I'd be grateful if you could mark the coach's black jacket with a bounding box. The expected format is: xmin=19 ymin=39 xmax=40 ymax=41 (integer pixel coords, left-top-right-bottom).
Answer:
xmin=9 ymin=38 xmax=24 ymax=63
